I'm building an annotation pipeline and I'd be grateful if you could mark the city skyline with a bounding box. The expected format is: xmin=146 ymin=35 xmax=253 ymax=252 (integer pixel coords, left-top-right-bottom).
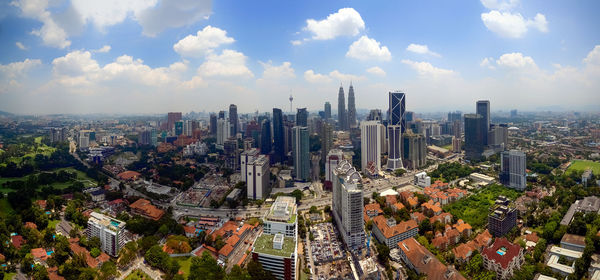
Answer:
xmin=1 ymin=0 xmax=600 ymax=114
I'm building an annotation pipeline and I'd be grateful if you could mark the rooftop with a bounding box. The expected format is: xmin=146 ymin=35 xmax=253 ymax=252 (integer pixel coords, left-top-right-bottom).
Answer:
xmin=481 ymin=238 xmax=522 ymax=269
xmin=88 ymin=212 xmax=125 ymax=232
xmin=266 ymin=196 xmax=297 ymax=224
xmin=252 ymin=233 xmax=296 ymax=258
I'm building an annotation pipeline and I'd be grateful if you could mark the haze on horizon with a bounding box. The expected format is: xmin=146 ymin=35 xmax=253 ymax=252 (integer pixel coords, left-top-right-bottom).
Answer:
xmin=1 ymin=0 xmax=599 ymax=115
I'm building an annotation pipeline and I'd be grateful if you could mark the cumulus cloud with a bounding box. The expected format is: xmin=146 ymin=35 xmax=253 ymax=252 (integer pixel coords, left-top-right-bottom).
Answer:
xmin=495 ymin=52 xmax=537 ymax=69
xmin=198 ymin=49 xmax=253 ymax=78
xmin=258 ymin=61 xmax=295 ymax=81
xmin=304 ymin=8 xmax=365 ymax=40
xmin=136 ymin=0 xmax=211 ymax=36
xmin=406 ymin=44 xmax=440 ymax=57
xmin=304 ymin=70 xmax=332 ymax=83
xmin=0 ymin=58 xmax=42 ymax=93
xmin=15 ymin=42 xmax=27 ymax=50
xmin=290 ymin=40 xmax=302 ymax=46
xmin=401 ymin=60 xmax=456 ymax=78
xmin=480 ymin=57 xmax=496 ymax=69
xmin=93 ymin=45 xmax=111 ymax=53
xmin=12 ymin=0 xmax=71 ymax=48
xmin=480 ymin=0 xmax=520 ymax=11
xmin=481 ymin=10 xmax=548 ymax=38
xmin=329 ymin=70 xmax=365 ymax=82
xmin=173 ymin=26 xmax=235 ymax=57
xmin=584 ymin=45 xmax=600 ymax=66
xmin=366 ymin=66 xmax=386 ymax=76
xmin=346 ymin=36 xmax=391 ymax=61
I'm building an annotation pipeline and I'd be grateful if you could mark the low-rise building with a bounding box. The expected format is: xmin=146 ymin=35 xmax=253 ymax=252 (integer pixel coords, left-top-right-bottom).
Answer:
xmin=470 ymin=173 xmax=495 ymax=185
xmin=547 ymin=246 xmax=583 ymax=276
xmin=129 ymin=198 xmax=165 ymax=221
xmin=561 ymin=234 xmax=586 ymax=252
xmin=481 ymin=238 xmax=524 ymax=280
xmin=561 ymin=196 xmax=600 ymax=225
xmin=397 ymin=237 xmax=465 ymax=280
xmin=372 ymin=216 xmax=418 ymax=249
xmin=414 ymin=172 xmax=431 ymax=187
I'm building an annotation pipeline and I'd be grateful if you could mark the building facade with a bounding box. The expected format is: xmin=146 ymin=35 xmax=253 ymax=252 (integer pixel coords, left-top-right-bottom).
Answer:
xmin=273 ymin=108 xmax=285 ymax=163
xmin=476 ymin=100 xmax=490 ymax=145
xmin=338 ymin=85 xmax=347 ymax=131
xmin=402 ymin=133 xmax=427 ymax=170
xmin=86 ymin=212 xmax=126 ymax=257
xmin=332 ymin=160 xmax=365 ymax=250
xmin=292 ymin=126 xmax=310 ymax=182
xmin=325 ymin=149 xmax=343 ymax=191
xmin=247 ymin=154 xmax=270 ymax=200
xmin=348 ymin=83 xmax=357 ymax=128
xmin=464 ymin=114 xmax=485 ymax=160
xmin=360 ymin=121 xmax=383 ymax=176
xmin=500 ymin=150 xmax=526 ymax=191
xmin=488 ymin=196 xmax=517 ymax=237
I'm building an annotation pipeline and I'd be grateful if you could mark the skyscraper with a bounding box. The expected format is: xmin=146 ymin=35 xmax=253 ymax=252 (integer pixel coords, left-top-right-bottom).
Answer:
xmin=273 ymin=108 xmax=285 ymax=163
xmin=464 ymin=114 xmax=485 ymax=160
xmin=320 ymin=122 xmax=333 ymax=165
xmin=292 ymin=126 xmax=310 ymax=182
xmin=332 ymin=160 xmax=365 ymax=250
xmin=500 ymin=150 xmax=526 ymax=191
xmin=167 ymin=112 xmax=182 ymax=133
xmin=387 ymin=91 xmax=406 ymax=170
xmin=87 ymin=212 xmax=126 ymax=257
xmin=347 ymin=83 xmax=356 ymax=128
xmin=217 ymin=118 xmax=231 ymax=147
xmin=338 ymin=85 xmax=347 ymax=130
xmin=260 ymin=119 xmax=272 ymax=155
xmin=241 ymin=148 xmax=260 ymax=182
xmin=218 ymin=110 xmax=226 ymax=119
xmin=361 ymin=121 xmax=383 ymax=176
xmin=324 ymin=102 xmax=331 ymax=119
xmin=224 ymin=138 xmax=239 ymax=170
xmin=476 ymin=100 xmax=490 ymax=145
xmin=296 ymin=108 xmax=308 ymax=127
xmin=210 ymin=113 xmax=217 ymax=136
xmin=402 ymin=132 xmax=427 ymax=170
xmin=229 ymin=104 xmax=238 ymax=137
xmin=247 ymin=154 xmax=270 ymax=200
xmin=367 ymin=109 xmax=382 ymax=121
xmin=324 ymin=149 xmax=343 ymax=191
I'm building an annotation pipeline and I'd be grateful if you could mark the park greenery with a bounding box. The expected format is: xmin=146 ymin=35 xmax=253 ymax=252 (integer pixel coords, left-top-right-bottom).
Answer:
xmin=428 ymin=162 xmax=474 ymax=182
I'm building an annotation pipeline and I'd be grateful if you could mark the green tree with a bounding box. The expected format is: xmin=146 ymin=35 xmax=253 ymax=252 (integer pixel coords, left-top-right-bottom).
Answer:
xmin=90 ymin=247 xmax=101 ymax=258
xmin=87 ymin=236 xmax=102 ymax=250
xmin=32 ymin=265 xmax=49 ymax=280
xmin=189 ymin=251 xmax=225 ymax=280
xmin=246 ymin=259 xmax=276 ymax=280
xmin=99 ymin=261 xmax=117 ymax=280
xmin=227 ymin=265 xmax=251 ymax=280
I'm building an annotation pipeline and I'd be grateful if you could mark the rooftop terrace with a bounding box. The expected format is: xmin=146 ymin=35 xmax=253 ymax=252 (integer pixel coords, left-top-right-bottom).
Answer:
xmin=253 ymin=233 xmax=296 ymax=258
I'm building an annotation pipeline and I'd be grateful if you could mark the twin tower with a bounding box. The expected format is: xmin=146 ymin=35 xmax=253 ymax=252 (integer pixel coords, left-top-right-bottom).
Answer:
xmin=337 ymin=83 xmax=356 ymax=130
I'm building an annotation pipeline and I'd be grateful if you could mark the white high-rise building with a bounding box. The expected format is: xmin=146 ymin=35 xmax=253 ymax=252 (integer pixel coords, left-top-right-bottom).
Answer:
xmin=414 ymin=172 xmax=431 ymax=187
xmin=361 ymin=121 xmax=383 ymax=176
xmin=241 ymin=148 xmax=260 ymax=182
xmin=86 ymin=212 xmax=126 ymax=257
xmin=332 ymin=160 xmax=365 ymax=250
xmin=500 ymin=150 xmax=526 ymax=191
xmin=78 ymin=130 xmax=90 ymax=150
xmin=217 ymin=118 xmax=231 ymax=147
xmin=247 ymin=154 xmax=270 ymax=200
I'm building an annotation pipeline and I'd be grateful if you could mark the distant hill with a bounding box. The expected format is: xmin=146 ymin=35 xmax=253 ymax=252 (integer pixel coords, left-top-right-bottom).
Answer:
xmin=0 ymin=111 xmax=14 ymax=117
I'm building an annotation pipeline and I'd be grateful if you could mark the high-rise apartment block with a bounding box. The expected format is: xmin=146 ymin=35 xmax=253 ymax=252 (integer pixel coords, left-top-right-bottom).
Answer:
xmin=320 ymin=122 xmax=333 ymax=165
xmin=488 ymin=196 xmax=517 ymax=237
xmin=224 ymin=138 xmax=239 ymax=170
xmin=241 ymin=148 xmax=260 ymax=182
xmin=360 ymin=121 xmax=383 ymax=176
xmin=48 ymin=127 xmax=67 ymax=143
xmin=247 ymin=154 xmax=270 ymax=200
xmin=324 ymin=102 xmax=331 ymax=120
xmin=292 ymin=126 xmax=310 ymax=182
xmin=402 ymin=132 xmax=427 ymax=170
xmin=500 ymin=150 xmax=526 ymax=191
xmin=332 ymin=160 xmax=365 ymax=250
xmin=78 ymin=130 xmax=91 ymax=150
xmin=86 ymin=212 xmax=126 ymax=257
xmin=217 ymin=118 xmax=231 ymax=147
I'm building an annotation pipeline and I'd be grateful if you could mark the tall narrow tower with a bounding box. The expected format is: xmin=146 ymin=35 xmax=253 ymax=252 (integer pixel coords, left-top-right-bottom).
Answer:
xmin=338 ymin=85 xmax=347 ymax=131
xmin=348 ymin=83 xmax=356 ymax=128
xmin=387 ymin=91 xmax=406 ymax=170
xmin=289 ymin=94 xmax=294 ymax=113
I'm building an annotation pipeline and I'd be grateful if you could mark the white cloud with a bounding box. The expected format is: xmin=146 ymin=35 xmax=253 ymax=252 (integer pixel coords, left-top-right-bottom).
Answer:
xmin=290 ymin=40 xmax=302 ymax=46
xmin=480 ymin=0 xmax=520 ymax=11
xmin=12 ymin=0 xmax=71 ymax=48
xmin=259 ymin=61 xmax=295 ymax=80
xmin=346 ymin=36 xmax=391 ymax=61
xmin=70 ymin=0 xmax=157 ymax=29
xmin=0 ymin=58 xmax=42 ymax=93
xmin=584 ymin=45 xmax=600 ymax=66
xmin=401 ymin=59 xmax=456 ymax=78
xmin=480 ymin=57 xmax=496 ymax=69
xmin=93 ymin=45 xmax=111 ymax=53
xmin=15 ymin=42 xmax=27 ymax=50
xmin=481 ymin=10 xmax=548 ymax=38
xmin=495 ymin=52 xmax=537 ymax=69
xmin=406 ymin=44 xmax=440 ymax=57
xmin=329 ymin=70 xmax=365 ymax=82
xmin=366 ymin=66 xmax=386 ymax=76
xmin=173 ymin=26 xmax=235 ymax=57
xmin=135 ymin=0 xmax=211 ymax=37
xmin=198 ymin=49 xmax=253 ymax=78
xmin=304 ymin=8 xmax=365 ymax=40
xmin=304 ymin=70 xmax=332 ymax=84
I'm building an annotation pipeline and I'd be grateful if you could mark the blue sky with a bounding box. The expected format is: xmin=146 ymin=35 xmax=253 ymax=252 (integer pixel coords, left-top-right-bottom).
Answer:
xmin=1 ymin=0 xmax=599 ymax=114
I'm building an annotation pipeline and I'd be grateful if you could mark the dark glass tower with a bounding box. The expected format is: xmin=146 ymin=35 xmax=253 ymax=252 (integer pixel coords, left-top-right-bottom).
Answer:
xmin=324 ymin=102 xmax=331 ymax=120
xmin=229 ymin=104 xmax=238 ymax=136
xmin=260 ymin=119 xmax=272 ymax=155
xmin=476 ymin=100 xmax=490 ymax=145
xmin=209 ymin=113 xmax=217 ymax=136
xmin=338 ymin=85 xmax=347 ymax=130
xmin=389 ymin=91 xmax=406 ymax=132
xmin=347 ymin=83 xmax=356 ymax=128
xmin=464 ymin=114 xmax=485 ymax=160
xmin=272 ymin=108 xmax=284 ymax=163
xmin=296 ymin=108 xmax=308 ymax=127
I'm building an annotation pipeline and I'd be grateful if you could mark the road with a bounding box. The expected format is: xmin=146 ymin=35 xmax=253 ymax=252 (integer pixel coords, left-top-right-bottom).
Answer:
xmin=117 ymin=257 xmax=163 ymax=280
